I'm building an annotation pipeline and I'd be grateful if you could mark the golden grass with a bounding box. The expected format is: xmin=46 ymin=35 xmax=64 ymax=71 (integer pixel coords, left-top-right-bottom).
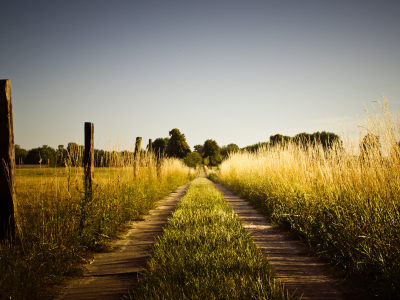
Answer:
xmin=219 ymin=98 xmax=400 ymax=298
xmin=1 ymin=148 xmax=195 ymax=299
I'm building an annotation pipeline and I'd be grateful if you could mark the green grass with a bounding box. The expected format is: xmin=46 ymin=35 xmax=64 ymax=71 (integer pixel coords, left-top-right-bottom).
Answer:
xmin=0 ymin=159 xmax=195 ymax=300
xmin=130 ymin=178 xmax=291 ymax=300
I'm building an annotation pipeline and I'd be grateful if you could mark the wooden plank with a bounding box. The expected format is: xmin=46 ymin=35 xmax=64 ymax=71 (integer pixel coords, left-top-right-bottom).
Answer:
xmin=213 ymin=183 xmax=367 ymax=300
xmin=0 ymin=79 xmax=16 ymax=242
xmin=57 ymin=183 xmax=192 ymax=300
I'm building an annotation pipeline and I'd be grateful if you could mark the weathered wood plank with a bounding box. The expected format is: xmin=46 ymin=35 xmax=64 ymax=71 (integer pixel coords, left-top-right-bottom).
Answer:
xmin=57 ymin=183 xmax=191 ymax=300
xmin=213 ymin=183 xmax=366 ymax=300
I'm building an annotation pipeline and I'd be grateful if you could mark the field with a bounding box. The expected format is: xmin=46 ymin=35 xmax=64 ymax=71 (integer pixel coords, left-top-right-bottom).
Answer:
xmin=2 ymin=100 xmax=400 ymax=299
xmin=218 ymin=100 xmax=400 ymax=298
xmin=0 ymin=156 xmax=195 ymax=299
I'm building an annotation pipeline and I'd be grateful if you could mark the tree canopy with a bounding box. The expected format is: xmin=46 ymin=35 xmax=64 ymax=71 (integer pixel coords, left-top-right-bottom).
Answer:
xmin=293 ymin=131 xmax=342 ymax=150
xmin=241 ymin=142 xmax=269 ymax=152
xmin=203 ymin=139 xmax=222 ymax=166
xmin=15 ymin=144 xmax=28 ymax=165
xmin=184 ymin=152 xmax=202 ymax=167
xmin=25 ymin=145 xmax=57 ymax=167
xmin=193 ymin=144 xmax=204 ymax=156
xmin=270 ymin=134 xmax=291 ymax=146
xmin=167 ymin=129 xmax=191 ymax=159
xmin=220 ymin=143 xmax=240 ymax=158
xmin=153 ymin=138 xmax=169 ymax=157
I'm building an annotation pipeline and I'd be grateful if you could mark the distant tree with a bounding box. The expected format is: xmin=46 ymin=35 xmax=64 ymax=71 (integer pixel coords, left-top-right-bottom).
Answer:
xmin=153 ymin=138 xmax=169 ymax=157
xmin=293 ymin=131 xmax=342 ymax=150
xmin=67 ymin=142 xmax=84 ymax=166
xmin=359 ymin=133 xmax=381 ymax=159
xmin=184 ymin=152 xmax=203 ymax=167
xmin=242 ymin=142 xmax=269 ymax=152
xmin=25 ymin=145 xmax=57 ymax=167
xmin=270 ymin=134 xmax=291 ymax=146
xmin=220 ymin=143 xmax=240 ymax=158
xmin=203 ymin=139 xmax=222 ymax=166
xmin=15 ymin=144 xmax=28 ymax=165
xmin=203 ymin=156 xmax=210 ymax=166
xmin=57 ymin=145 xmax=68 ymax=167
xmin=193 ymin=144 xmax=204 ymax=156
xmin=167 ymin=129 xmax=191 ymax=159
xmin=94 ymin=149 xmax=106 ymax=167
xmin=317 ymin=131 xmax=342 ymax=150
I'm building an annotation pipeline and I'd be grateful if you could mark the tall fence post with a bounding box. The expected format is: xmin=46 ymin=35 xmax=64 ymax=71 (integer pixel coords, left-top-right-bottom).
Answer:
xmin=147 ymin=139 xmax=153 ymax=168
xmin=0 ymin=79 xmax=16 ymax=242
xmin=134 ymin=137 xmax=142 ymax=157
xmin=84 ymin=122 xmax=94 ymax=197
xmin=134 ymin=137 xmax=142 ymax=178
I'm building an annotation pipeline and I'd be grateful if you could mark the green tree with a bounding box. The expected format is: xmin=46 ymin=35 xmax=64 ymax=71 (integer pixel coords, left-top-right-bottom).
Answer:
xmin=57 ymin=145 xmax=68 ymax=167
xmin=167 ymin=129 xmax=191 ymax=159
xmin=241 ymin=142 xmax=269 ymax=152
xmin=203 ymin=139 xmax=222 ymax=166
xmin=317 ymin=131 xmax=342 ymax=150
xmin=270 ymin=134 xmax=291 ymax=146
xmin=293 ymin=131 xmax=342 ymax=150
xmin=193 ymin=144 xmax=204 ymax=156
xmin=15 ymin=144 xmax=28 ymax=165
xmin=153 ymin=138 xmax=169 ymax=157
xmin=183 ymin=152 xmax=202 ymax=167
xmin=25 ymin=145 xmax=57 ymax=166
xmin=220 ymin=143 xmax=239 ymax=158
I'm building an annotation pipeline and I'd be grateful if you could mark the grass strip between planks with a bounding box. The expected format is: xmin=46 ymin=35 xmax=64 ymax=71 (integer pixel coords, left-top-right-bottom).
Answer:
xmin=130 ymin=178 xmax=291 ymax=300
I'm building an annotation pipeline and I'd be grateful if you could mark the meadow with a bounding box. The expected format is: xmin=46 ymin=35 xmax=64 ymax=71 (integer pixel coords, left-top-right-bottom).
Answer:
xmin=0 ymin=152 xmax=195 ymax=299
xmin=218 ymin=99 xmax=400 ymax=299
xmin=130 ymin=178 xmax=291 ymax=300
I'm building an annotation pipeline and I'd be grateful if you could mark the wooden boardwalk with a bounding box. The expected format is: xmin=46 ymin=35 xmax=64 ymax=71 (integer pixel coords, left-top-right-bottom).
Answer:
xmin=213 ymin=183 xmax=362 ymax=300
xmin=57 ymin=183 xmax=191 ymax=300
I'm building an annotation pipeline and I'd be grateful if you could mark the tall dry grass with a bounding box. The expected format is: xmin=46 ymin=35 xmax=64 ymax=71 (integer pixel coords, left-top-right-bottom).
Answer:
xmin=0 ymin=146 xmax=195 ymax=299
xmin=219 ymin=98 xmax=400 ymax=298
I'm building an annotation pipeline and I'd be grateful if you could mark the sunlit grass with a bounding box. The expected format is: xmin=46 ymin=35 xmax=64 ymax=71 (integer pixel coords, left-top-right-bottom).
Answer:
xmin=130 ymin=178 xmax=291 ymax=300
xmin=0 ymin=150 xmax=195 ymax=300
xmin=219 ymin=98 xmax=400 ymax=298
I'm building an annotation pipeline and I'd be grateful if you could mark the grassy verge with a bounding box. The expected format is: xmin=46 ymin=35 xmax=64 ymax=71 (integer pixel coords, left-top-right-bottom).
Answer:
xmin=219 ymin=100 xmax=400 ymax=298
xmin=0 ymin=158 xmax=195 ymax=300
xmin=130 ymin=178 xmax=291 ymax=300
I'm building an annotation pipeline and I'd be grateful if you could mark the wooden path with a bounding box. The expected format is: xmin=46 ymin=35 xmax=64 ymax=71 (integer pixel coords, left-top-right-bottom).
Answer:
xmin=57 ymin=182 xmax=192 ymax=300
xmin=214 ymin=183 xmax=362 ymax=300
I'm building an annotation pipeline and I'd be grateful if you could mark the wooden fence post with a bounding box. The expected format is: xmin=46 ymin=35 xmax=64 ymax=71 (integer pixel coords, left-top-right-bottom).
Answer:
xmin=84 ymin=122 xmax=94 ymax=197
xmin=0 ymin=79 xmax=16 ymax=242
xmin=134 ymin=137 xmax=142 ymax=157
xmin=148 ymin=139 xmax=152 ymax=153
xmin=134 ymin=137 xmax=142 ymax=178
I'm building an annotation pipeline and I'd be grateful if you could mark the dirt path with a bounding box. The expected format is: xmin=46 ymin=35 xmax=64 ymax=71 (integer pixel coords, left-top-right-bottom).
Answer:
xmin=57 ymin=182 xmax=191 ymax=300
xmin=213 ymin=183 xmax=361 ymax=300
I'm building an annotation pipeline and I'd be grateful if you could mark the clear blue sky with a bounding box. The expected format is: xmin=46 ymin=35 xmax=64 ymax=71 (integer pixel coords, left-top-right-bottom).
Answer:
xmin=1 ymin=0 xmax=399 ymax=151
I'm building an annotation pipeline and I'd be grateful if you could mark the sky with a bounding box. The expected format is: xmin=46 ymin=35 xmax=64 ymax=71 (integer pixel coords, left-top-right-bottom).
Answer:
xmin=1 ymin=0 xmax=400 ymax=151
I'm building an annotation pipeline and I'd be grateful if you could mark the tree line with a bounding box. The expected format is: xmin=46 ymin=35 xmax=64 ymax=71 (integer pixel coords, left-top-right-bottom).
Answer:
xmin=16 ymin=128 xmax=381 ymax=168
